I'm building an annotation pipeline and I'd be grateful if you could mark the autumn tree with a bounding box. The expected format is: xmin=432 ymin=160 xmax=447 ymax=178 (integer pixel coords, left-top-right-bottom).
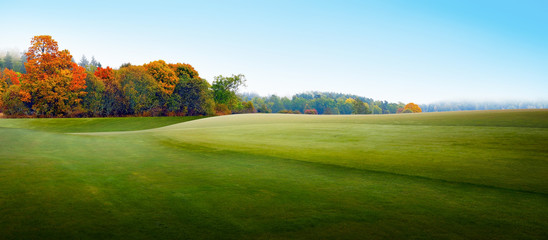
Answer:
xmin=22 ymin=35 xmax=87 ymax=116
xmin=1 ymin=85 xmax=31 ymax=116
xmin=144 ymin=60 xmax=179 ymax=95
xmin=0 ymin=68 xmax=20 ymax=88
xmin=94 ymin=66 xmax=115 ymax=81
xmin=94 ymin=67 xmax=127 ymax=116
xmin=117 ymin=65 xmax=161 ymax=115
xmin=404 ymin=102 xmax=422 ymax=113
xmin=0 ymin=68 xmax=23 ymax=111
xmin=239 ymin=101 xmax=255 ymax=113
xmin=169 ymin=63 xmax=199 ymax=80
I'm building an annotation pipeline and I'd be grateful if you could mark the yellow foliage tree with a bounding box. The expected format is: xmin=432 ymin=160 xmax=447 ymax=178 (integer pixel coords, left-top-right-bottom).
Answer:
xmin=345 ymin=98 xmax=356 ymax=104
xmin=404 ymin=102 xmax=422 ymax=113
xmin=144 ymin=60 xmax=178 ymax=94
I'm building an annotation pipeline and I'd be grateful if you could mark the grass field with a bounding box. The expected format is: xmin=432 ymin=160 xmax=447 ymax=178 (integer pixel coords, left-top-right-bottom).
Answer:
xmin=0 ymin=110 xmax=547 ymax=239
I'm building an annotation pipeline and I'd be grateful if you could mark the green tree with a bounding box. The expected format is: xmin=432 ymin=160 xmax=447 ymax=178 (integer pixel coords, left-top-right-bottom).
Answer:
xmin=281 ymin=97 xmax=292 ymax=111
xmin=268 ymin=95 xmax=284 ymax=113
xmin=211 ymin=74 xmax=246 ymax=111
xmin=352 ymin=99 xmax=370 ymax=114
xmin=4 ymin=53 xmax=13 ymax=70
xmin=253 ymin=97 xmax=271 ymax=113
xmin=311 ymin=97 xmax=336 ymax=114
xmin=81 ymin=73 xmax=105 ymax=116
xmin=19 ymin=52 xmax=27 ymax=74
xmin=171 ymin=76 xmax=214 ymax=116
xmin=387 ymin=103 xmax=400 ymax=114
xmin=372 ymin=105 xmax=382 ymax=114
xmin=291 ymin=96 xmax=307 ymax=113
xmin=337 ymin=98 xmax=353 ymax=114
xmin=117 ymin=66 xmax=161 ymax=115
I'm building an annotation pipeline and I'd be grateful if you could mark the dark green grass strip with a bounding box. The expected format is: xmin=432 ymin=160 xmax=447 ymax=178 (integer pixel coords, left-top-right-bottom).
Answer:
xmin=161 ymin=139 xmax=548 ymax=197
xmin=0 ymin=116 xmax=208 ymax=133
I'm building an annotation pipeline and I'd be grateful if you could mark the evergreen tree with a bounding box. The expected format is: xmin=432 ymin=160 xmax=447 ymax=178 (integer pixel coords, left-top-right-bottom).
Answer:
xmin=20 ymin=52 xmax=27 ymax=73
xmin=79 ymin=55 xmax=89 ymax=67
xmin=4 ymin=53 xmax=13 ymax=70
xmin=90 ymin=56 xmax=98 ymax=67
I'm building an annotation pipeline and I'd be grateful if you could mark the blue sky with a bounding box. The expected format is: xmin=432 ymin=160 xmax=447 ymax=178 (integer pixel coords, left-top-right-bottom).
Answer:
xmin=1 ymin=0 xmax=546 ymax=103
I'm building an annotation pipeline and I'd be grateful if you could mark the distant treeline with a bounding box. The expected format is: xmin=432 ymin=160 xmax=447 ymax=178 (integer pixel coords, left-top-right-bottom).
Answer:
xmin=241 ymin=92 xmax=412 ymax=114
xmin=420 ymin=101 xmax=548 ymax=112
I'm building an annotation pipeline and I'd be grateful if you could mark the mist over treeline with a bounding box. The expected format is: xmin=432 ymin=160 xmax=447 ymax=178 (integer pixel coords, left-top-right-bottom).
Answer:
xmin=420 ymin=101 xmax=548 ymax=112
xmin=0 ymin=50 xmax=27 ymax=74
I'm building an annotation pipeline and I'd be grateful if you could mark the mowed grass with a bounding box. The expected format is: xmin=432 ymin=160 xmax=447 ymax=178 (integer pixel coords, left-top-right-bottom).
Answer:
xmin=0 ymin=116 xmax=206 ymax=133
xmin=0 ymin=110 xmax=547 ymax=239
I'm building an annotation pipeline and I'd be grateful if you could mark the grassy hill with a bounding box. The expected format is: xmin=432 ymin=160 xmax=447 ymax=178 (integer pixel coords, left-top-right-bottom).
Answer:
xmin=0 ymin=110 xmax=547 ymax=239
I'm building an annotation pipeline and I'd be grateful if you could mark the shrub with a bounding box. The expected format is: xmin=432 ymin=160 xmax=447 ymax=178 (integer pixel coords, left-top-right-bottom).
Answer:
xmin=215 ymin=103 xmax=231 ymax=115
xmin=304 ymin=109 xmax=318 ymax=114
xmin=278 ymin=110 xmax=302 ymax=114
xmin=240 ymin=101 xmax=255 ymax=113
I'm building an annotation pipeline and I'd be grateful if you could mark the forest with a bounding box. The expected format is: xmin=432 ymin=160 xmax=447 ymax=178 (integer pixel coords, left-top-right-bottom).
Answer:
xmin=0 ymin=35 xmax=424 ymax=117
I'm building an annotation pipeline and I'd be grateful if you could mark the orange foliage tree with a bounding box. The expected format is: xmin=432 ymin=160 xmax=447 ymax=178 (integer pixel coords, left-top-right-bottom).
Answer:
xmin=94 ymin=66 xmax=128 ymax=116
xmin=0 ymin=68 xmax=20 ymax=87
xmin=0 ymin=68 xmax=23 ymax=112
xmin=94 ymin=66 xmax=115 ymax=82
xmin=22 ymin=35 xmax=87 ymax=116
xmin=144 ymin=60 xmax=178 ymax=94
xmin=404 ymin=102 xmax=422 ymax=113
xmin=169 ymin=63 xmax=199 ymax=79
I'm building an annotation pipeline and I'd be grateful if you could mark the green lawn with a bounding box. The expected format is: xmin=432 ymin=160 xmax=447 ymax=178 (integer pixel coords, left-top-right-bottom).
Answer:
xmin=0 ymin=110 xmax=547 ymax=239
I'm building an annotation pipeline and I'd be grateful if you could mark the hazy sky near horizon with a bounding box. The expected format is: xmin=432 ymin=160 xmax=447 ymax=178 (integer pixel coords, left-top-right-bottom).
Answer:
xmin=1 ymin=0 xmax=546 ymax=104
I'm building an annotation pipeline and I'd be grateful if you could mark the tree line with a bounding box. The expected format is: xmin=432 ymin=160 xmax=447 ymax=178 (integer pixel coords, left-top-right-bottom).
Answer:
xmin=0 ymin=35 xmax=422 ymax=118
xmin=243 ymin=92 xmax=421 ymax=115
xmin=420 ymin=101 xmax=547 ymax=112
